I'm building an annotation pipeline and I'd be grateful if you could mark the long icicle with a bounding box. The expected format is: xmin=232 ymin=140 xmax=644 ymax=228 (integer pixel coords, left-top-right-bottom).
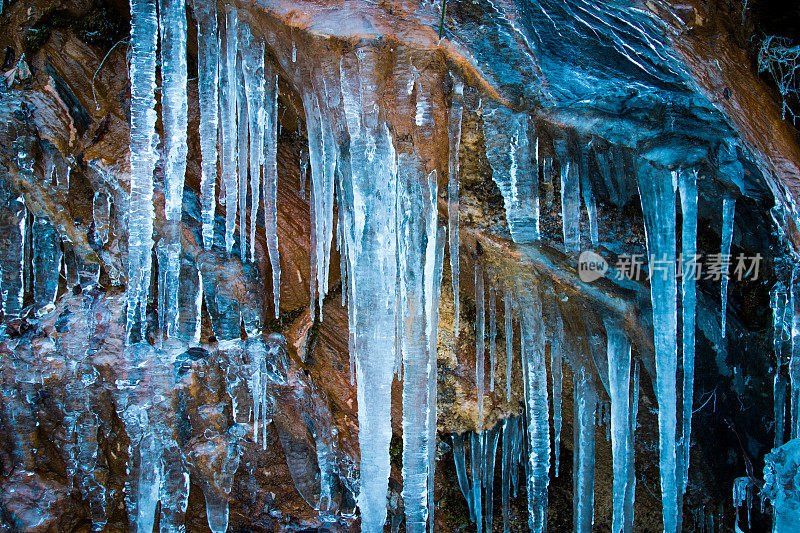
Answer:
xmin=263 ymin=69 xmax=280 ymax=316
xmin=339 ymin=46 xmax=398 ymax=531
xmin=449 ymin=78 xmax=464 ymax=338
xmin=191 ymin=0 xmax=218 ymax=249
xmin=158 ymin=0 xmax=187 ymax=339
xmin=574 ymin=368 xmax=597 ymax=533
xmin=221 ymin=5 xmax=239 ymax=255
xmin=605 ymin=317 xmax=632 ymax=533
xmin=637 ymin=158 xmax=679 ymax=533
xmin=127 ymin=0 xmax=158 ymax=342
xmin=678 ymin=168 xmax=698 ymax=516
xmin=720 ymin=198 xmax=736 ymax=339
xmin=520 ymin=285 xmax=550 ymax=532
xmin=551 ymin=313 xmax=563 ymax=477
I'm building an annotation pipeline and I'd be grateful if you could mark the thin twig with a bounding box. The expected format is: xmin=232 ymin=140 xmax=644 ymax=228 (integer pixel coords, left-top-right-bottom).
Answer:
xmin=92 ymin=38 xmax=129 ymax=112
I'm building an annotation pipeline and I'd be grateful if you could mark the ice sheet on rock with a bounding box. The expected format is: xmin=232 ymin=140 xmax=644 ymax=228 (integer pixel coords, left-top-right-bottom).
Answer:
xmin=264 ymin=68 xmax=280 ymax=316
xmin=32 ymin=214 xmax=61 ymax=315
xmin=637 ymin=158 xmax=679 ymax=533
xmin=605 ymin=318 xmax=632 ymax=533
xmin=678 ymin=168 xmax=698 ymax=512
xmin=220 ymin=6 xmax=239 ymax=255
xmin=720 ymin=197 xmax=736 ymax=339
xmin=339 ymin=46 xmax=398 ymax=531
xmin=573 ymin=368 xmax=597 ymax=533
xmin=519 ymin=286 xmax=550 ymax=532
xmin=177 ymin=253 xmax=202 ymax=344
xmin=192 ymin=0 xmax=218 ymax=249
xmin=505 ymin=289 xmax=514 ymax=402
xmin=127 ymin=0 xmax=158 ymax=341
xmin=158 ymin=0 xmax=188 ymax=339
xmin=482 ymin=101 xmax=540 ymax=244
xmin=554 ymin=140 xmax=581 ymax=253
xmin=763 ymin=439 xmax=800 ymax=531
xmin=792 ymin=271 xmax=800 ymax=439
xmin=448 ymin=77 xmax=464 ymax=338
xmin=92 ymin=190 xmax=111 ymax=248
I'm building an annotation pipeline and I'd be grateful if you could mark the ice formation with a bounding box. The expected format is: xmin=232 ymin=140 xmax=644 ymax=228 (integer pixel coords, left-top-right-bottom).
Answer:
xmin=3 ymin=0 xmax=798 ymax=531
xmin=605 ymin=318 xmax=633 ymax=533
xmin=637 ymin=159 xmax=679 ymax=533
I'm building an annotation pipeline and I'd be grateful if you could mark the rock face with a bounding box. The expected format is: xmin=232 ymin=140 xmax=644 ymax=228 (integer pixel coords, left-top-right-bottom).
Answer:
xmin=0 ymin=0 xmax=797 ymax=532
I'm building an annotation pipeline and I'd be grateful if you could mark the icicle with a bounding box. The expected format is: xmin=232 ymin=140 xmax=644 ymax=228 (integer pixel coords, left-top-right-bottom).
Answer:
xmin=573 ymin=368 xmax=597 ymax=533
xmin=127 ymin=0 xmax=158 ymax=341
xmin=554 ymin=140 xmax=581 ymax=253
xmin=482 ymin=102 xmax=540 ymax=244
xmin=678 ymin=168 xmax=698 ymax=514
xmin=505 ymin=290 xmax=514 ymax=402
xmin=449 ymin=78 xmax=464 ymax=337
xmin=791 ymin=270 xmax=800 ymax=439
xmin=637 ymin=158 xmax=679 ymax=533
xmin=501 ymin=417 xmax=516 ymax=533
xmin=192 ymin=0 xmax=218 ymax=249
xmin=489 ymin=284 xmax=497 ymax=392
xmin=220 ymin=6 xmax=239 ymax=255
xmin=240 ymin=25 xmax=264 ymax=263
xmin=339 ymin=47 xmax=398 ymax=531
xmin=92 ymin=190 xmax=111 ymax=248
xmin=264 ymin=68 xmax=280 ymax=316
xmin=236 ymin=52 xmax=249 ymax=261
xmin=397 ymin=153 xmax=439 ymax=532
xmin=625 ymin=361 xmax=640 ymax=533
xmin=32 ymin=215 xmax=61 ymax=315
xmin=471 ymin=431 xmax=483 ymax=533
xmin=720 ymin=198 xmax=736 ymax=338
xmin=158 ymin=0 xmax=187 ymax=338
xmin=159 ymin=442 xmax=189 ymax=533
xmin=427 ymin=225 xmax=446 ymax=532
xmin=580 ymin=146 xmax=599 ymax=245
xmin=605 ymin=318 xmax=632 ymax=533
xmin=551 ymin=313 xmax=563 ymax=477
xmin=732 ymin=477 xmax=752 ymax=531
xmin=453 ymin=433 xmax=474 ymax=519
xmin=483 ymin=426 xmax=500 ymax=533
xmin=136 ymin=429 xmax=164 ymax=533
xmin=476 ymin=262 xmax=485 ymax=431
xmin=520 ymin=286 xmax=550 ymax=532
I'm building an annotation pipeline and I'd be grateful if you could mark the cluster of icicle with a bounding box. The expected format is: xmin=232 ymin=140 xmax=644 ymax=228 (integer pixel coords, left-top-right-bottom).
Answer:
xmin=124 ymin=1 xmax=759 ymax=533
xmin=126 ymin=0 xmax=284 ymax=531
xmin=451 ymin=267 xmax=640 ymax=533
xmin=127 ymin=0 xmax=448 ymax=530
